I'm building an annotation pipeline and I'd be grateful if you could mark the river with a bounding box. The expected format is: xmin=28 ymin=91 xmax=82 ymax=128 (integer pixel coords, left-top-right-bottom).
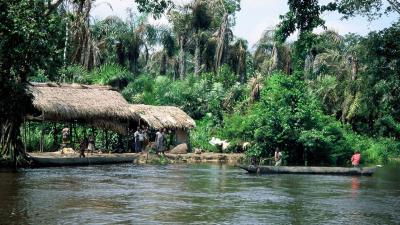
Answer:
xmin=0 ymin=163 xmax=399 ymax=225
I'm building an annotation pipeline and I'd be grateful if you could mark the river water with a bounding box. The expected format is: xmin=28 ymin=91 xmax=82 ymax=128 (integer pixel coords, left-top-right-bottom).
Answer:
xmin=0 ymin=163 xmax=399 ymax=225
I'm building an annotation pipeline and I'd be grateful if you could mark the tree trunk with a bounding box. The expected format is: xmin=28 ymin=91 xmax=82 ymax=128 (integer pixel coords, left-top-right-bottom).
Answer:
xmin=0 ymin=119 xmax=29 ymax=167
xmin=238 ymin=42 xmax=246 ymax=84
xmin=238 ymin=56 xmax=246 ymax=84
xmin=129 ymin=55 xmax=138 ymax=75
xmin=160 ymin=52 xmax=167 ymax=75
xmin=63 ymin=18 xmax=69 ymax=68
xmin=173 ymin=58 xmax=179 ymax=81
xmin=270 ymin=43 xmax=279 ymax=74
xmin=350 ymin=55 xmax=358 ymax=81
xmin=179 ymin=35 xmax=186 ymax=80
xmin=144 ymin=44 xmax=149 ymax=69
xmin=304 ymin=51 xmax=315 ymax=79
xmin=116 ymin=41 xmax=125 ymax=66
xmin=215 ymin=13 xmax=228 ymax=74
xmin=194 ymin=32 xmax=201 ymax=77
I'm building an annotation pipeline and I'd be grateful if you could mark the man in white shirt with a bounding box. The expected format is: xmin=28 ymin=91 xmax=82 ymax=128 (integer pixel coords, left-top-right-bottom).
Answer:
xmin=134 ymin=129 xmax=141 ymax=153
xmin=138 ymin=129 xmax=144 ymax=152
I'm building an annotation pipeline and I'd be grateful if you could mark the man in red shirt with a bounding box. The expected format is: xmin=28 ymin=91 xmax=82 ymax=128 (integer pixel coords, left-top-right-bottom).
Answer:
xmin=351 ymin=150 xmax=361 ymax=167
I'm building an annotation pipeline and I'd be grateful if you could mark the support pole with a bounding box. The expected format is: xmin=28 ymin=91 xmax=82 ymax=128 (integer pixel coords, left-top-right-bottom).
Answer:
xmin=126 ymin=121 xmax=130 ymax=152
xmin=73 ymin=122 xmax=78 ymax=150
xmin=105 ymin=130 xmax=109 ymax=150
xmin=69 ymin=122 xmax=72 ymax=147
xmin=23 ymin=117 xmax=27 ymax=153
xmin=40 ymin=112 xmax=45 ymax=152
xmin=52 ymin=122 xmax=58 ymax=151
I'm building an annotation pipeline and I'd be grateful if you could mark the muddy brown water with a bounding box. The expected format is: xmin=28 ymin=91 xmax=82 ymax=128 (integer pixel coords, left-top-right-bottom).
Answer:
xmin=0 ymin=163 xmax=399 ymax=225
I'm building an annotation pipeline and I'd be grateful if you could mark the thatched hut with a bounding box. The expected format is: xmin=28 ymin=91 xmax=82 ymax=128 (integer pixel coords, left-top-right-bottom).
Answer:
xmin=27 ymin=82 xmax=132 ymax=133
xmin=26 ymin=82 xmax=196 ymax=152
xmin=129 ymin=104 xmax=196 ymax=145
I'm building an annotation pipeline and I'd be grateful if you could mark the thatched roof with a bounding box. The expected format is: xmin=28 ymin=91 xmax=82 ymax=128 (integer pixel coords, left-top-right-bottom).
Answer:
xmin=27 ymin=83 xmax=196 ymax=133
xmin=129 ymin=104 xmax=196 ymax=130
xmin=28 ymin=82 xmax=131 ymax=120
xmin=27 ymin=82 xmax=132 ymax=133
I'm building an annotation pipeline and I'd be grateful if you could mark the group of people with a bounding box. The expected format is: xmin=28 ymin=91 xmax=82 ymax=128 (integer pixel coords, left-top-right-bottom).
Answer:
xmin=133 ymin=127 xmax=168 ymax=155
xmin=78 ymin=136 xmax=95 ymax=158
xmin=133 ymin=127 xmax=148 ymax=153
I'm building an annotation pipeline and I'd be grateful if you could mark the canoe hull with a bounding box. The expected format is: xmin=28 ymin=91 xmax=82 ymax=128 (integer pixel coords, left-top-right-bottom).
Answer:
xmin=30 ymin=154 xmax=137 ymax=167
xmin=239 ymin=165 xmax=377 ymax=176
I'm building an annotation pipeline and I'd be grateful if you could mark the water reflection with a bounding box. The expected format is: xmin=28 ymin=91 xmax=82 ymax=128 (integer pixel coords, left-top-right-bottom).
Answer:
xmin=0 ymin=171 xmax=28 ymax=225
xmin=351 ymin=177 xmax=360 ymax=198
xmin=0 ymin=163 xmax=399 ymax=224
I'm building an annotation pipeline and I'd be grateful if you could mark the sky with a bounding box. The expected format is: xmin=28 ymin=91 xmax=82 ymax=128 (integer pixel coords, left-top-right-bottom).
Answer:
xmin=92 ymin=0 xmax=399 ymax=48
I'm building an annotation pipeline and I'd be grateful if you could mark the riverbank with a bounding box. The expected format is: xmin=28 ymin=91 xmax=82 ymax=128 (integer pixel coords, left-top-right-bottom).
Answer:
xmin=27 ymin=151 xmax=245 ymax=167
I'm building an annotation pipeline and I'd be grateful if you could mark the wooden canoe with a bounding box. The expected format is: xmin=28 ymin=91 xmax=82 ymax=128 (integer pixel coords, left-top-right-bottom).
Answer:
xmin=239 ymin=165 xmax=377 ymax=176
xmin=29 ymin=153 xmax=138 ymax=167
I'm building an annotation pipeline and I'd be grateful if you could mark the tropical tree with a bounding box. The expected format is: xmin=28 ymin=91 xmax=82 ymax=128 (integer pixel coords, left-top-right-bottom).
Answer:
xmin=0 ymin=0 xmax=64 ymax=166
xmin=228 ymin=39 xmax=248 ymax=83
xmin=169 ymin=6 xmax=193 ymax=79
xmin=254 ymin=28 xmax=292 ymax=75
xmin=159 ymin=28 xmax=177 ymax=76
xmin=335 ymin=0 xmax=400 ymax=19
xmin=191 ymin=0 xmax=212 ymax=76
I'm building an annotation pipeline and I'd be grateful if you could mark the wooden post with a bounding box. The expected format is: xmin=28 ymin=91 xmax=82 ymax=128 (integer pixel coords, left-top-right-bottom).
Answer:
xmin=23 ymin=117 xmax=27 ymax=153
xmin=73 ymin=122 xmax=78 ymax=150
xmin=52 ymin=122 xmax=57 ymax=151
xmin=83 ymin=126 xmax=87 ymax=142
xmin=92 ymin=127 xmax=96 ymax=151
xmin=68 ymin=122 xmax=72 ymax=148
xmin=126 ymin=121 xmax=130 ymax=152
xmin=40 ymin=112 xmax=45 ymax=152
xmin=105 ymin=130 xmax=109 ymax=150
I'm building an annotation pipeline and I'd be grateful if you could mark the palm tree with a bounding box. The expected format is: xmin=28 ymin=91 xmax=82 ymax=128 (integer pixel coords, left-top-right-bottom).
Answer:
xmin=169 ymin=6 xmax=192 ymax=79
xmin=254 ymin=28 xmax=292 ymax=75
xmin=91 ymin=16 xmax=129 ymax=66
xmin=254 ymin=29 xmax=275 ymax=73
xmin=191 ymin=0 xmax=212 ymax=76
xmin=229 ymin=38 xmax=248 ymax=83
xmin=159 ymin=28 xmax=176 ymax=75
xmin=68 ymin=0 xmax=102 ymax=70
xmin=124 ymin=11 xmax=156 ymax=75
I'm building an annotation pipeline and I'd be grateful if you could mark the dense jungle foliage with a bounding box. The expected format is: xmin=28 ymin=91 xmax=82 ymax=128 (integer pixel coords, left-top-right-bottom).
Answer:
xmin=1 ymin=0 xmax=400 ymax=166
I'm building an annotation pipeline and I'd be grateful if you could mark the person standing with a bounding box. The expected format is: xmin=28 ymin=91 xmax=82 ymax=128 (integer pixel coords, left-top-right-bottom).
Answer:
xmin=87 ymin=135 xmax=95 ymax=154
xmin=61 ymin=127 xmax=70 ymax=148
xmin=274 ymin=147 xmax=282 ymax=166
xmin=143 ymin=127 xmax=149 ymax=150
xmin=351 ymin=150 xmax=361 ymax=167
xmin=134 ymin=129 xmax=141 ymax=153
xmin=156 ymin=129 xmax=165 ymax=155
xmin=138 ymin=128 xmax=144 ymax=152
xmin=79 ymin=138 xmax=87 ymax=158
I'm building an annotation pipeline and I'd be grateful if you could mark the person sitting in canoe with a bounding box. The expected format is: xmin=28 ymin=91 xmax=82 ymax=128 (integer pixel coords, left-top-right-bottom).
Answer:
xmin=351 ymin=150 xmax=361 ymax=167
xmin=274 ymin=147 xmax=282 ymax=166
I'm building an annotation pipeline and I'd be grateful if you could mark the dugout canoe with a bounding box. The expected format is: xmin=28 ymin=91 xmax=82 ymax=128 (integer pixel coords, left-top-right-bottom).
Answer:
xmin=29 ymin=153 xmax=138 ymax=167
xmin=239 ymin=165 xmax=377 ymax=176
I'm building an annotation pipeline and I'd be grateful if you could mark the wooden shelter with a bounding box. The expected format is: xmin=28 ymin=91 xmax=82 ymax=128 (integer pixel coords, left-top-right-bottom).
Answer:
xmin=129 ymin=104 xmax=196 ymax=145
xmin=25 ymin=83 xmax=196 ymax=152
